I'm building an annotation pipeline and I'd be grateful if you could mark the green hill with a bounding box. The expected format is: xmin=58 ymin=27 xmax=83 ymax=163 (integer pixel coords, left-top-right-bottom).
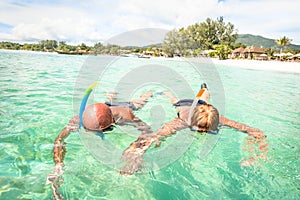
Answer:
xmin=236 ymin=34 xmax=300 ymax=50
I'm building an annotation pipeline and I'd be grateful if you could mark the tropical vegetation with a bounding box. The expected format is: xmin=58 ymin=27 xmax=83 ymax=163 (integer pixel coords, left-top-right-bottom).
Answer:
xmin=0 ymin=40 xmax=122 ymax=55
xmin=162 ymin=17 xmax=238 ymax=59
xmin=275 ymin=36 xmax=292 ymax=53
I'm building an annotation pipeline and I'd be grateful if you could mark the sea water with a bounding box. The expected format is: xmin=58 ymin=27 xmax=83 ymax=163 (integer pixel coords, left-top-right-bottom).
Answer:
xmin=0 ymin=50 xmax=299 ymax=199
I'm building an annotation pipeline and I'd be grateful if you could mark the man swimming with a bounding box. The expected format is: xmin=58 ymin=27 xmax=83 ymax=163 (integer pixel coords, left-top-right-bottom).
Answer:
xmin=47 ymin=91 xmax=153 ymax=200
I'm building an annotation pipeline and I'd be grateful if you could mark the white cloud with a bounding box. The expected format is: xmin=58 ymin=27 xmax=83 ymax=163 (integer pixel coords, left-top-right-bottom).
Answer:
xmin=0 ymin=1 xmax=105 ymax=43
xmin=115 ymin=0 xmax=220 ymax=29
xmin=0 ymin=0 xmax=299 ymax=44
xmin=218 ymin=0 xmax=300 ymax=41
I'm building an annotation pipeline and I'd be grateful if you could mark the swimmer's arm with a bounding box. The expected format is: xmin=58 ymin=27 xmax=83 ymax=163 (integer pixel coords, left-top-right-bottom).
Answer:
xmin=219 ymin=116 xmax=268 ymax=166
xmin=124 ymin=117 xmax=153 ymax=133
xmin=110 ymin=106 xmax=152 ymax=133
xmin=104 ymin=91 xmax=118 ymax=102
xmin=156 ymin=117 xmax=187 ymax=137
xmin=105 ymin=91 xmax=153 ymax=110
xmin=53 ymin=115 xmax=79 ymax=164
xmin=52 ymin=116 xmax=79 ymax=166
xmin=47 ymin=115 xmax=79 ymax=200
xmin=130 ymin=91 xmax=153 ymax=110
xmin=123 ymin=117 xmax=187 ymax=156
xmin=219 ymin=116 xmax=265 ymax=139
xmin=163 ymin=91 xmax=179 ymax=104
xmin=120 ymin=118 xmax=187 ymax=175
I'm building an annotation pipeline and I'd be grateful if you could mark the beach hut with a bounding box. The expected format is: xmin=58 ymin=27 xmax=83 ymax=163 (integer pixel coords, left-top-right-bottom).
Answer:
xmin=243 ymin=46 xmax=266 ymax=60
xmin=231 ymin=47 xmax=245 ymax=59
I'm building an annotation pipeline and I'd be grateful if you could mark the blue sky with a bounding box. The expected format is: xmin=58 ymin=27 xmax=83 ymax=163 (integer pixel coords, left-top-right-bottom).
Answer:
xmin=0 ymin=0 xmax=299 ymax=45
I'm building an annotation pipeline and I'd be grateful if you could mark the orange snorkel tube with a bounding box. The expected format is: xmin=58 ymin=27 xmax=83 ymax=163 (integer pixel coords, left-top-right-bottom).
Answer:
xmin=196 ymin=88 xmax=205 ymax=99
xmin=187 ymin=87 xmax=206 ymax=125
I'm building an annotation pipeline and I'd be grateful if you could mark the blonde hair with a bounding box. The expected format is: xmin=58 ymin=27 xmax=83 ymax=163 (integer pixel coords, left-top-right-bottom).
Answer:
xmin=190 ymin=104 xmax=219 ymax=132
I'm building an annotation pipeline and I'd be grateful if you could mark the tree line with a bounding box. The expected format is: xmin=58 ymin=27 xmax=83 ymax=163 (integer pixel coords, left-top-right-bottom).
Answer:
xmin=0 ymin=40 xmax=92 ymax=53
xmin=0 ymin=40 xmax=150 ymax=55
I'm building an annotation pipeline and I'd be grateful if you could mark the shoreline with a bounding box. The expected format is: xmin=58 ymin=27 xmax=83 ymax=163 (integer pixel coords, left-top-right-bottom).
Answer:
xmin=2 ymin=49 xmax=300 ymax=74
xmin=211 ymin=58 xmax=300 ymax=74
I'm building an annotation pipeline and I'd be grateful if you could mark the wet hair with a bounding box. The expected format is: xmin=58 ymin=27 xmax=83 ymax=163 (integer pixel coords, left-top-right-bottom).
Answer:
xmin=190 ymin=104 xmax=219 ymax=132
xmin=82 ymin=103 xmax=114 ymax=131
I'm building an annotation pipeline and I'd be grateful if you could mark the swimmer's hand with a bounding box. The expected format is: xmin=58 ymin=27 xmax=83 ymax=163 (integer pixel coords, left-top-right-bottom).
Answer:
xmin=119 ymin=150 xmax=143 ymax=175
xmin=241 ymin=131 xmax=268 ymax=167
xmin=119 ymin=135 xmax=154 ymax=175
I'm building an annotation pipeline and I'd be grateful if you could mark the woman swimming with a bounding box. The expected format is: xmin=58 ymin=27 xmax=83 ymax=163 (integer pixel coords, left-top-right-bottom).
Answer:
xmin=120 ymin=84 xmax=268 ymax=175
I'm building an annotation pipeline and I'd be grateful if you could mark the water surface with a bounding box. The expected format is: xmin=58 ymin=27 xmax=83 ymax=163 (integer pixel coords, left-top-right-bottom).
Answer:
xmin=0 ymin=50 xmax=299 ymax=199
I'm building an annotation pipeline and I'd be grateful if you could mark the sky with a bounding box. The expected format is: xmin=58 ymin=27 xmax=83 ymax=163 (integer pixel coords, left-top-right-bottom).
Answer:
xmin=0 ymin=0 xmax=299 ymax=45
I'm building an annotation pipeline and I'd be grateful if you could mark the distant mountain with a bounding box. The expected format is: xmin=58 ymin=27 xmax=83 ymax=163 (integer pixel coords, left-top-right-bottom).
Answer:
xmin=236 ymin=34 xmax=300 ymax=50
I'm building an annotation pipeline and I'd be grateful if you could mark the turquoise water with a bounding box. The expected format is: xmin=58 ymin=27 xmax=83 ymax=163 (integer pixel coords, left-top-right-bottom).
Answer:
xmin=0 ymin=50 xmax=299 ymax=199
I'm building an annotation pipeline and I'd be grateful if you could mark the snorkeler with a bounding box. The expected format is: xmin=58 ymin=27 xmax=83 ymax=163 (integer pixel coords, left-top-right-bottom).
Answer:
xmin=120 ymin=83 xmax=268 ymax=175
xmin=47 ymin=90 xmax=153 ymax=200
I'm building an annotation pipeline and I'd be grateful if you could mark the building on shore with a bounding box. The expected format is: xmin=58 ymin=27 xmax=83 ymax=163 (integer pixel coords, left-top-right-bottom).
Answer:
xmin=243 ymin=46 xmax=266 ymax=60
xmin=231 ymin=46 xmax=266 ymax=60
xmin=231 ymin=47 xmax=245 ymax=59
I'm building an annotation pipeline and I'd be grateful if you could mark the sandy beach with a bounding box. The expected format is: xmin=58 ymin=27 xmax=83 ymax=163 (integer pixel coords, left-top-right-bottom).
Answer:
xmin=211 ymin=58 xmax=300 ymax=74
xmin=151 ymin=56 xmax=300 ymax=74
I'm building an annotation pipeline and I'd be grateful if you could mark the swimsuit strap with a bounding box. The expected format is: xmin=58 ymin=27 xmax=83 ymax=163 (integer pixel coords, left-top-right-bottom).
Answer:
xmin=173 ymin=99 xmax=207 ymax=107
xmin=105 ymin=101 xmax=137 ymax=110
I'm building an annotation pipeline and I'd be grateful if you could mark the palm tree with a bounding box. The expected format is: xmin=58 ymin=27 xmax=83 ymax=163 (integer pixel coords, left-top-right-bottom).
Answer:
xmin=275 ymin=36 xmax=292 ymax=54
